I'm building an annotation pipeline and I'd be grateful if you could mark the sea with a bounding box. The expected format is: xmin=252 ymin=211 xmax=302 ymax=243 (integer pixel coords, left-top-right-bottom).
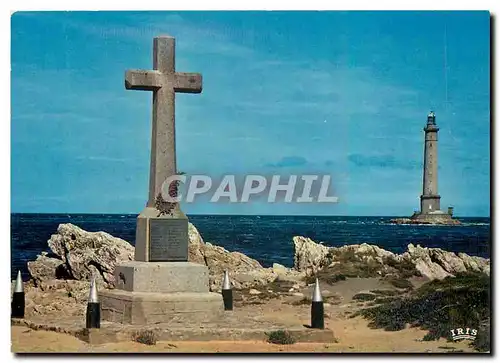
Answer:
xmin=10 ymin=214 xmax=490 ymax=280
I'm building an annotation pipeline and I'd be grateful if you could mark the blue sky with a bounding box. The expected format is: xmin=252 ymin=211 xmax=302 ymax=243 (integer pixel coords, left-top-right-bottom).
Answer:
xmin=11 ymin=11 xmax=490 ymax=216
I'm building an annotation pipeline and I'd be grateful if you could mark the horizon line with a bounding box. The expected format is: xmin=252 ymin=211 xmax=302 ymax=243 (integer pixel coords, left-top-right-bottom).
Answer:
xmin=10 ymin=212 xmax=491 ymax=219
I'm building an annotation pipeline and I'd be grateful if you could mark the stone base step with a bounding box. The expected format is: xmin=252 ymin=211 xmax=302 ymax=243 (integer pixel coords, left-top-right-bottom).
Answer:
xmin=99 ymin=290 xmax=224 ymax=325
xmin=114 ymin=261 xmax=210 ymax=293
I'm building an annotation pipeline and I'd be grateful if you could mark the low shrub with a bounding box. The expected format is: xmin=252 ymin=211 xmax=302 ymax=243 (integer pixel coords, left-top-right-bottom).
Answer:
xmin=132 ymin=329 xmax=158 ymax=345
xmin=267 ymin=330 xmax=296 ymax=345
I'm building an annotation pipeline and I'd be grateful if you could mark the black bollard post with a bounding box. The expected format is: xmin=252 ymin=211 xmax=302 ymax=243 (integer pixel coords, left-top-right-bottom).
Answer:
xmin=11 ymin=270 xmax=25 ymax=319
xmin=310 ymin=278 xmax=324 ymax=329
xmin=86 ymin=276 xmax=100 ymax=329
xmin=222 ymin=270 xmax=233 ymax=311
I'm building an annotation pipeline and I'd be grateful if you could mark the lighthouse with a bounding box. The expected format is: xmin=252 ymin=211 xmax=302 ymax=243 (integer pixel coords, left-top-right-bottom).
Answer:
xmin=420 ymin=111 xmax=441 ymax=214
xmin=391 ymin=111 xmax=460 ymax=225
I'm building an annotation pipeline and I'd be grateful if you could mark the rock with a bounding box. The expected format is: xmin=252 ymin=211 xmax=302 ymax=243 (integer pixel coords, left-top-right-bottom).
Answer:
xmin=293 ymin=236 xmax=330 ymax=275
xmin=249 ymin=289 xmax=261 ymax=295
xmin=47 ymin=223 xmax=134 ymax=287
xmin=188 ymin=223 xmax=206 ymax=265
xmin=27 ymin=254 xmax=69 ymax=285
xmin=292 ymin=292 xmax=304 ymax=297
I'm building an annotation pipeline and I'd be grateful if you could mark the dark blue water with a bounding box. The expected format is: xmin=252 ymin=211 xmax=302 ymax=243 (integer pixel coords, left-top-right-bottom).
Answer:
xmin=11 ymin=214 xmax=490 ymax=279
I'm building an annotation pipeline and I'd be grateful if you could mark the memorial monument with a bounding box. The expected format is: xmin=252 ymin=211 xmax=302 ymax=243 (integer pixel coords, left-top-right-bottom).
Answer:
xmin=99 ymin=35 xmax=224 ymax=324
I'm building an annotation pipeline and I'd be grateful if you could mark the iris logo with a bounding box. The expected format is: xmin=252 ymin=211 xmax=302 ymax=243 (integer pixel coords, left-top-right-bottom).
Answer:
xmin=450 ymin=327 xmax=478 ymax=341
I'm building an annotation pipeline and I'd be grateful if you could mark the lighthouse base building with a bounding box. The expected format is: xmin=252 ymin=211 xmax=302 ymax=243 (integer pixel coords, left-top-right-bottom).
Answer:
xmin=409 ymin=209 xmax=459 ymax=224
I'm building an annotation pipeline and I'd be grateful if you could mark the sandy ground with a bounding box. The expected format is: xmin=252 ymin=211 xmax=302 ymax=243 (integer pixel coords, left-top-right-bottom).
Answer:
xmin=11 ymin=277 xmax=480 ymax=353
xmin=11 ymin=316 xmax=476 ymax=353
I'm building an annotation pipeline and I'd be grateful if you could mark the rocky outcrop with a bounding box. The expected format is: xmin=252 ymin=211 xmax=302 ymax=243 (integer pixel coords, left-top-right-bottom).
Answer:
xmin=458 ymin=252 xmax=491 ymax=275
xmin=404 ymin=243 xmax=489 ymax=279
xmin=46 ymin=224 xmax=134 ymax=287
xmin=26 ymin=223 xmax=489 ymax=298
xmin=294 ymin=239 xmax=414 ymax=278
xmin=27 ymin=223 xmax=289 ymax=292
xmin=293 ymin=238 xmax=489 ymax=281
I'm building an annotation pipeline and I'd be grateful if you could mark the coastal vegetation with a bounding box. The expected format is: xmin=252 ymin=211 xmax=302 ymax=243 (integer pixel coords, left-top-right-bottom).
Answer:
xmin=353 ymin=272 xmax=490 ymax=352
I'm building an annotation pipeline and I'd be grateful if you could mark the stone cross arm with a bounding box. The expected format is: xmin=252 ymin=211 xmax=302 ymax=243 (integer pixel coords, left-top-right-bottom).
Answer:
xmin=125 ymin=70 xmax=202 ymax=93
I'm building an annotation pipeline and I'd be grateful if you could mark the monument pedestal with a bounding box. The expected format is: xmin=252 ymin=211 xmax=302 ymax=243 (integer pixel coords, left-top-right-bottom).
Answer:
xmin=100 ymin=290 xmax=223 ymax=325
xmin=100 ymin=262 xmax=224 ymax=325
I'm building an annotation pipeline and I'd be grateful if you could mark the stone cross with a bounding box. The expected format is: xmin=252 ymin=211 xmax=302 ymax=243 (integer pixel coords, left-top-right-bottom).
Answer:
xmin=101 ymin=35 xmax=222 ymax=325
xmin=125 ymin=35 xmax=202 ymax=208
